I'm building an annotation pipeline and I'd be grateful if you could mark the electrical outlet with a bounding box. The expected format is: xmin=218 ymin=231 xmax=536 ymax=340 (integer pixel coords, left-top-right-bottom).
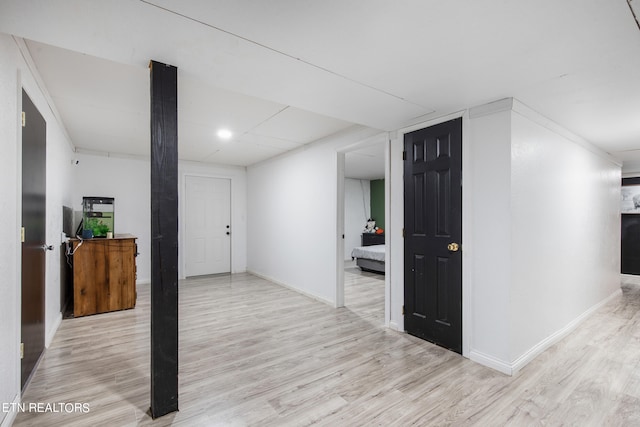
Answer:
xmin=61 ymin=232 xmax=68 ymax=244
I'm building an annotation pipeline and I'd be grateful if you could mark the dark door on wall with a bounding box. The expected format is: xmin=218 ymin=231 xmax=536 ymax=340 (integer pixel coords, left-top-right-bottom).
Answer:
xmin=404 ymin=117 xmax=462 ymax=354
xmin=21 ymin=89 xmax=47 ymax=389
xmin=622 ymin=177 xmax=640 ymax=274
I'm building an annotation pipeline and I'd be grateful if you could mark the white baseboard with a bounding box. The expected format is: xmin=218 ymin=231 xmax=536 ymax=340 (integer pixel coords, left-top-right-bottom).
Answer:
xmin=388 ymin=321 xmax=400 ymax=331
xmin=1 ymin=393 xmax=20 ymax=427
xmin=45 ymin=312 xmax=62 ymax=348
xmin=469 ymin=350 xmax=513 ymax=375
xmin=471 ymin=287 xmax=622 ymax=376
xmin=510 ymin=287 xmax=622 ymax=374
xmin=246 ymin=270 xmax=335 ymax=307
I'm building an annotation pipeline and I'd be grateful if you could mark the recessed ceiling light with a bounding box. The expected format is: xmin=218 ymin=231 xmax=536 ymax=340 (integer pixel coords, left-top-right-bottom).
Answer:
xmin=217 ymin=129 xmax=233 ymax=140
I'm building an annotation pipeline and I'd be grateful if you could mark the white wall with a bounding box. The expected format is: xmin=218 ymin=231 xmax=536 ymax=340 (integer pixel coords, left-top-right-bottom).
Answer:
xmin=508 ymin=104 xmax=621 ymax=367
xmin=0 ymin=34 xmax=74 ymax=426
xmin=0 ymin=34 xmax=22 ymax=426
xmin=467 ymin=108 xmax=513 ymax=366
xmin=622 ymin=162 xmax=640 ymax=177
xmin=179 ymin=160 xmax=247 ymax=277
xmin=72 ymin=153 xmax=151 ymax=281
xmin=247 ymin=126 xmax=382 ymax=305
xmin=462 ymin=99 xmax=622 ymax=374
xmin=387 ymin=98 xmax=621 ymax=374
xmin=72 ymin=153 xmax=248 ymax=283
xmin=44 ymin=115 xmax=74 ymax=346
xmin=344 ymin=178 xmax=370 ymax=260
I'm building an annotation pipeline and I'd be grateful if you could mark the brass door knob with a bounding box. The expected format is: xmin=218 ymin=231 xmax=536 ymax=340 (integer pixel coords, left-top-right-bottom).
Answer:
xmin=447 ymin=242 xmax=460 ymax=252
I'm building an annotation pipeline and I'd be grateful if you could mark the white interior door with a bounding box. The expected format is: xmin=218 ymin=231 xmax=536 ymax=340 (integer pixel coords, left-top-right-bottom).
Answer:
xmin=185 ymin=176 xmax=231 ymax=276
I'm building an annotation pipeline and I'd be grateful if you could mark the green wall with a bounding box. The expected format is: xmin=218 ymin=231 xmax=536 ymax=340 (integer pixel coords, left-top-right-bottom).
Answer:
xmin=370 ymin=179 xmax=385 ymax=230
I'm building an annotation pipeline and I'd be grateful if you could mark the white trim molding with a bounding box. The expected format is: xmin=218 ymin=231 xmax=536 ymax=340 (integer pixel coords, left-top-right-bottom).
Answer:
xmin=247 ymin=270 xmax=335 ymax=308
xmin=0 ymin=392 xmax=20 ymax=427
xmin=469 ymin=350 xmax=512 ymax=376
xmin=45 ymin=312 xmax=62 ymax=348
xmin=471 ymin=287 xmax=622 ymax=376
xmin=510 ymin=288 xmax=621 ymax=374
xmin=470 ymin=97 xmax=621 ymax=166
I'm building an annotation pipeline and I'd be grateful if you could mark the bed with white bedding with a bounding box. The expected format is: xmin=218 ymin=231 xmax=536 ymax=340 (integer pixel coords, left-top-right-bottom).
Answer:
xmin=350 ymin=244 xmax=385 ymax=274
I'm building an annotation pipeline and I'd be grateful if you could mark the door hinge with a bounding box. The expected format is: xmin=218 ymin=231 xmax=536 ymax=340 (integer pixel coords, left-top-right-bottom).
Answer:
xmin=402 ymin=305 xmax=405 ymax=315
xmin=21 ymin=227 xmax=25 ymax=243
xmin=21 ymin=112 xmax=26 ymax=127
xmin=20 ymin=343 xmax=24 ymax=359
xmin=403 ymin=151 xmax=407 ymax=161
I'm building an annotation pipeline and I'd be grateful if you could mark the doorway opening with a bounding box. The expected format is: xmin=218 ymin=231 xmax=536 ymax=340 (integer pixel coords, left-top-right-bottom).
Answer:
xmin=337 ymin=138 xmax=389 ymax=326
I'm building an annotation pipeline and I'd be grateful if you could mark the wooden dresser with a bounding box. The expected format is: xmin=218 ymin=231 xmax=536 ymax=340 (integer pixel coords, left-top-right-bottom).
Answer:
xmin=71 ymin=234 xmax=137 ymax=317
xmin=362 ymin=232 xmax=385 ymax=246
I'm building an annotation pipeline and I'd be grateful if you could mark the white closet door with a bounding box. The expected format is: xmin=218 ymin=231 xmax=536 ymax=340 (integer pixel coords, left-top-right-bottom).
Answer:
xmin=185 ymin=176 xmax=231 ymax=276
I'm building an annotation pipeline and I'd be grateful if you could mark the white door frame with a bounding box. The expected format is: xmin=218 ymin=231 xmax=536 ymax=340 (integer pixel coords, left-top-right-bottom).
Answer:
xmin=395 ymin=109 xmax=471 ymax=358
xmin=335 ymin=133 xmax=391 ymax=328
xmin=181 ymin=173 xmax=233 ymax=279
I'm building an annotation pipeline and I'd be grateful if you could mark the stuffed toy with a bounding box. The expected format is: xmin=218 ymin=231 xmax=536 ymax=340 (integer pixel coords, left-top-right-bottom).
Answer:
xmin=364 ymin=218 xmax=378 ymax=233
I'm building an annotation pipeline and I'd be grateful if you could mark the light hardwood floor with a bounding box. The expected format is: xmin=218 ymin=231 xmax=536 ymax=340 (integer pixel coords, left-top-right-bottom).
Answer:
xmin=12 ymin=271 xmax=640 ymax=426
xmin=343 ymin=262 xmax=385 ymax=326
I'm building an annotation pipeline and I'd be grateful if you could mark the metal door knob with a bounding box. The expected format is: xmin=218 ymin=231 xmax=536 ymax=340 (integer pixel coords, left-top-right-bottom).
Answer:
xmin=447 ymin=242 xmax=460 ymax=252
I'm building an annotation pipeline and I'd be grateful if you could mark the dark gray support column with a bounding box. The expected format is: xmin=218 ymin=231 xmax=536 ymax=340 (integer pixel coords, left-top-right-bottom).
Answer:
xmin=149 ymin=60 xmax=179 ymax=418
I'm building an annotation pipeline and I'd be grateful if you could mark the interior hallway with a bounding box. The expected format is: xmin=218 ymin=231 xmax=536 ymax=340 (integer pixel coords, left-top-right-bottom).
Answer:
xmin=13 ymin=273 xmax=640 ymax=426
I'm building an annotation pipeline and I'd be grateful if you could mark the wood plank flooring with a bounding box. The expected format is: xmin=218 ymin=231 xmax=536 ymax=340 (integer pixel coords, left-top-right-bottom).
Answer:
xmin=12 ymin=271 xmax=640 ymax=426
xmin=343 ymin=262 xmax=384 ymax=326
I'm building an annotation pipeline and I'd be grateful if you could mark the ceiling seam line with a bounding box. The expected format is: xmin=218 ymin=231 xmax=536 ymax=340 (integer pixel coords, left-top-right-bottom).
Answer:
xmin=138 ymin=0 xmax=429 ymax=109
xmin=243 ymin=106 xmax=290 ymax=136
xmin=627 ymin=0 xmax=640 ymax=31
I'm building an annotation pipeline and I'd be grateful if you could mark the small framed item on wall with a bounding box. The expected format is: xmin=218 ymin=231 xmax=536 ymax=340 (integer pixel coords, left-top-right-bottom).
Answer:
xmin=622 ymin=185 xmax=640 ymax=213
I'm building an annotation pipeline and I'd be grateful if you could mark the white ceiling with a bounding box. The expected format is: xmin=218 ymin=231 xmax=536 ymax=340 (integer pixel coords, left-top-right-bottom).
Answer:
xmin=23 ymin=39 xmax=354 ymax=166
xmin=345 ymin=143 xmax=386 ymax=180
xmin=1 ymin=0 xmax=639 ymax=169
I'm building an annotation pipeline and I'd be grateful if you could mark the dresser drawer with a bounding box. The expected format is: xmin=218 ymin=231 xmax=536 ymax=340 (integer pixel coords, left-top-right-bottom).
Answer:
xmin=362 ymin=233 xmax=385 ymax=246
